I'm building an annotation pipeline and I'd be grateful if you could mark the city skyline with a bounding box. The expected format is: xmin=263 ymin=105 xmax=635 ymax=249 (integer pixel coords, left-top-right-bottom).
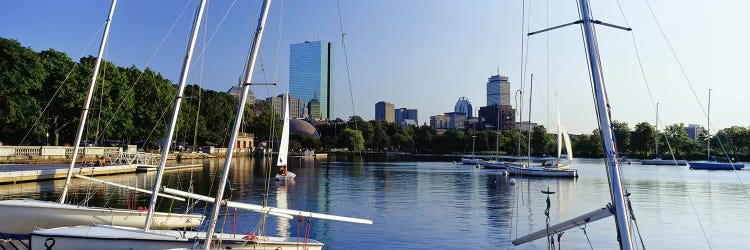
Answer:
xmin=2 ymin=1 xmax=749 ymax=134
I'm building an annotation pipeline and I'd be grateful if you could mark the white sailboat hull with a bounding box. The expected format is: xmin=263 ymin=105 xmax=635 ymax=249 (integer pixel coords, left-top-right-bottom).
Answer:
xmin=275 ymin=171 xmax=296 ymax=180
xmin=461 ymin=158 xmax=483 ymax=165
xmin=0 ymin=200 xmax=203 ymax=234
xmin=641 ymin=159 xmax=688 ymax=166
xmin=30 ymin=225 xmax=323 ymax=250
xmin=506 ymin=164 xmax=578 ymax=178
xmin=481 ymin=160 xmax=508 ymax=169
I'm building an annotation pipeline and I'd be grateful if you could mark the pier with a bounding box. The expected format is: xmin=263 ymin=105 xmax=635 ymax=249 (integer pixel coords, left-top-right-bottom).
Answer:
xmin=0 ymin=163 xmax=202 ymax=185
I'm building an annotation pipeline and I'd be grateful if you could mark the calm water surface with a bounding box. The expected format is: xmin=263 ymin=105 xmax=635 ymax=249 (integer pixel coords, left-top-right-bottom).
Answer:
xmin=2 ymin=156 xmax=750 ymax=249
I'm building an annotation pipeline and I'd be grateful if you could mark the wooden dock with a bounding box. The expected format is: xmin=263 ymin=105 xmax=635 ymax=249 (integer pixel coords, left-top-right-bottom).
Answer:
xmin=135 ymin=163 xmax=203 ymax=173
xmin=0 ymin=163 xmax=204 ymax=184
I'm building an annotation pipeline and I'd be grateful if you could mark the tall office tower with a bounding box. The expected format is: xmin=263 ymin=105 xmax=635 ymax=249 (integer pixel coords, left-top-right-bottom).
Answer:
xmin=290 ymin=41 xmax=335 ymax=120
xmin=454 ymin=96 xmax=473 ymax=118
xmin=267 ymin=94 xmax=305 ymax=119
xmin=487 ymin=74 xmax=510 ymax=106
xmin=375 ymin=101 xmax=395 ymax=122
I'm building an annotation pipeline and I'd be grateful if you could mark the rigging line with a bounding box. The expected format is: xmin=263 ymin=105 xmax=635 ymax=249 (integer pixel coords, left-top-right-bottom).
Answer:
xmin=641 ymin=0 xmax=708 ymax=120
xmin=575 ymin=0 xmax=612 ymax=191
xmin=513 ymin=0 xmax=531 ymax=242
xmin=192 ymin=0 xmax=239 ymax=65
xmin=335 ymin=0 xmax=358 ymax=121
xmin=546 ymin=0 xmax=550 ymax=152
xmin=19 ymin=22 xmax=107 ymax=146
xmin=642 ymin=0 xmax=750 ymax=202
xmin=273 ymin=0 xmax=284 ymax=84
xmin=336 ymin=0 xmax=372 ymax=220
xmin=612 ymin=2 xmax=710 ymax=248
xmin=96 ymin=0 xmax=195 ymax=143
xmin=135 ymin=0 xmax=150 ymax=63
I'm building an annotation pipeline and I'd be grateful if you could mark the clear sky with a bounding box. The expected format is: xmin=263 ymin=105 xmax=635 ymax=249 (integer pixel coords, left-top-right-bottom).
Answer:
xmin=2 ymin=0 xmax=748 ymax=134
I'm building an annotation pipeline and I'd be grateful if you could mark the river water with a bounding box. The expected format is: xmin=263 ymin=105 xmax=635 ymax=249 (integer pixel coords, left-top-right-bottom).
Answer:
xmin=2 ymin=156 xmax=749 ymax=249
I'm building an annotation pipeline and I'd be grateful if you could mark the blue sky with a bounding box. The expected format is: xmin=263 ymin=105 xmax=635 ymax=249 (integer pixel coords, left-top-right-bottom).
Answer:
xmin=2 ymin=0 xmax=748 ymax=134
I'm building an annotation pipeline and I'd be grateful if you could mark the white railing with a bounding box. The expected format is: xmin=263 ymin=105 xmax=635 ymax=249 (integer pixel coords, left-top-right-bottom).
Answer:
xmin=0 ymin=146 xmax=120 ymax=157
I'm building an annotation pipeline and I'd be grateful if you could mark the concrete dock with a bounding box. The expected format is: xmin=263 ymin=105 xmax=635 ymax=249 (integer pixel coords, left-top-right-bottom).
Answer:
xmin=0 ymin=163 xmax=203 ymax=184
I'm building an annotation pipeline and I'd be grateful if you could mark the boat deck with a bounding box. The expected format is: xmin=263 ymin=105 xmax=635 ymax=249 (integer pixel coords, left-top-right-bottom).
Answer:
xmin=0 ymin=233 xmax=29 ymax=250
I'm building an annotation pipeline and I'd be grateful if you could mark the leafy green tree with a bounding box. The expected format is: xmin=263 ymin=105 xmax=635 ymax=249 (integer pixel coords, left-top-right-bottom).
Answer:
xmin=0 ymin=38 xmax=47 ymax=144
xmin=663 ymin=123 xmax=693 ymax=157
xmin=631 ymin=122 xmax=656 ymax=157
xmin=342 ymin=128 xmax=364 ymax=151
xmin=611 ymin=120 xmax=631 ymax=154
xmin=531 ymin=125 xmax=554 ymax=156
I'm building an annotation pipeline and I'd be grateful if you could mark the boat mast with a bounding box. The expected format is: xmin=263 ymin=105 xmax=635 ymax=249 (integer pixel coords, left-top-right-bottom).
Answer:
xmin=527 ymin=74 xmax=533 ymax=166
xmin=203 ymin=0 xmax=272 ymax=247
xmin=578 ymin=0 xmax=635 ymax=248
xmin=59 ymin=0 xmax=118 ymax=203
xmin=143 ymin=0 xmax=207 ymax=230
xmin=655 ymin=102 xmax=659 ymax=157
xmin=707 ymin=89 xmax=711 ymax=161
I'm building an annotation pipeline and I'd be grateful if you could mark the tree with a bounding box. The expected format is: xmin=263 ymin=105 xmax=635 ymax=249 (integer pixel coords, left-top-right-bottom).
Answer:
xmin=631 ymin=122 xmax=656 ymax=157
xmin=342 ymin=128 xmax=364 ymax=151
xmin=0 ymin=38 xmax=47 ymax=144
xmin=663 ymin=123 xmax=693 ymax=158
xmin=531 ymin=125 xmax=554 ymax=156
xmin=611 ymin=120 xmax=631 ymax=154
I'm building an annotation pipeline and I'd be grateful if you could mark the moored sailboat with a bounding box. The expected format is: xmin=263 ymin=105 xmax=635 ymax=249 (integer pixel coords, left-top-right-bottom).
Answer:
xmin=689 ymin=89 xmax=744 ymax=170
xmin=514 ymin=0 xmax=637 ymax=247
xmin=0 ymin=0 xmax=202 ymax=235
xmin=31 ymin=1 xmax=371 ymax=248
xmin=505 ymin=76 xmax=577 ymax=178
xmin=641 ymin=103 xmax=687 ymax=166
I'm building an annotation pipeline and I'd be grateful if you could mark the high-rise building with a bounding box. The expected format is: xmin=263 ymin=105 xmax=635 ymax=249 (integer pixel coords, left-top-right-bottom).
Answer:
xmin=685 ymin=124 xmax=701 ymax=140
xmin=290 ymin=41 xmax=335 ymax=120
xmin=444 ymin=112 xmax=466 ymax=129
xmin=430 ymin=115 xmax=450 ymax=129
xmin=454 ymin=97 xmax=473 ymax=118
xmin=375 ymin=101 xmax=395 ymax=122
xmin=307 ymin=97 xmax=320 ymax=120
xmin=395 ymin=108 xmax=418 ymax=126
xmin=487 ymin=74 xmax=510 ymax=106
xmin=478 ymin=104 xmax=516 ymax=130
xmin=267 ymin=93 xmax=305 ymax=119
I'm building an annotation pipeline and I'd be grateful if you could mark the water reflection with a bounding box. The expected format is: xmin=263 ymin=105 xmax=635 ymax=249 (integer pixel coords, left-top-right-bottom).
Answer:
xmin=2 ymin=158 xmax=750 ymax=249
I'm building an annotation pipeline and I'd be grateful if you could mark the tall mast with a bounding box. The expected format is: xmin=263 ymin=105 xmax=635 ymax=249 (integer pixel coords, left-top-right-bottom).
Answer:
xmin=655 ymin=102 xmax=659 ymax=157
xmin=143 ymin=0 xmax=207 ymax=230
xmin=59 ymin=0 xmax=118 ymax=203
xmin=578 ymin=0 xmax=635 ymax=248
xmin=203 ymin=0 xmax=272 ymax=247
xmin=527 ymin=74 xmax=533 ymax=165
xmin=707 ymin=89 xmax=711 ymax=161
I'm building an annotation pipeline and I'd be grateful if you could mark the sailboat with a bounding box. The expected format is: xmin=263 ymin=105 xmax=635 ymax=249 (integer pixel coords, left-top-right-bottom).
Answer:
xmin=461 ymin=134 xmax=483 ymax=165
xmin=640 ymin=103 xmax=687 ymax=165
xmin=514 ymin=0 xmax=640 ymax=247
xmin=689 ymin=89 xmax=744 ymax=170
xmin=30 ymin=1 xmax=371 ymax=248
xmin=505 ymin=76 xmax=577 ymax=178
xmin=275 ymin=93 xmax=296 ymax=181
xmin=0 ymin=0 xmax=202 ymax=235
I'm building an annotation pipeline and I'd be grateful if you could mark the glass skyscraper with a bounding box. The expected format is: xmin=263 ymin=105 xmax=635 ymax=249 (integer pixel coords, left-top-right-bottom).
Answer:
xmin=289 ymin=41 xmax=335 ymax=120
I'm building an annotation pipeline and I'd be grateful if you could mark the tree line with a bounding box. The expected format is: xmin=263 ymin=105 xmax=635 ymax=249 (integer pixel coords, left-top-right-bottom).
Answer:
xmin=3 ymin=37 xmax=749 ymax=160
xmin=317 ymin=117 xmax=750 ymax=161
xmin=0 ymin=37 xmax=254 ymax=148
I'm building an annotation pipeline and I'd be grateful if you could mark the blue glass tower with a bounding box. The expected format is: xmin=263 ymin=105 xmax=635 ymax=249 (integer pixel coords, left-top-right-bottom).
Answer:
xmin=290 ymin=41 xmax=335 ymax=120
